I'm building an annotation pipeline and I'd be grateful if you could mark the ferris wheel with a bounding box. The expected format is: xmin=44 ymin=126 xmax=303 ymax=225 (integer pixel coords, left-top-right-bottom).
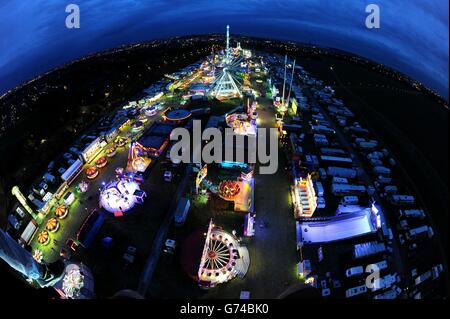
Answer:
xmin=200 ymin=229 xmax=239 ymax=278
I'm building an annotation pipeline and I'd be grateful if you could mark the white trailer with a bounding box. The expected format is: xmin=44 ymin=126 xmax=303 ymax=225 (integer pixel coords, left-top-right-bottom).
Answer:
xmin=345 ymin=284 xmax=367 ymax=298
xmin=341 ymin=196 xmax=359 ymax=205
xmin=332 ymin=177 xmax=349 ymax=184
xmin=399 ymin=209 xmax=425 ymax=219
xmin=405 ymin=225 xmax=433 ymax=241
xmin=374 ymin=289 xmax=397 ymax=299
xmin=353 ymin=241 xmax=386 ymax=259
xmin=327 ymin=167 xmax=357 ymax=178
xmin=377 ymin=175 xmax=392 ymax=184
xmin=384 ymin=185 xmax=398 ymax=195
xmin=331 ymin=183 xmax=366 ymax=196
xmin=391 ymin=195 xmax=415 ymax=206
xmin=367 ymin=152 xmax=384 ymax=160
xmin=373 ymin=166 xmax=391 ymax=176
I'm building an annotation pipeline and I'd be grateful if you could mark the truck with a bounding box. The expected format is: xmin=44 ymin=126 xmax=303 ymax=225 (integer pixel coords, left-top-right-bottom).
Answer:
xmin=174 ymin=197 xmax=191 ymax=226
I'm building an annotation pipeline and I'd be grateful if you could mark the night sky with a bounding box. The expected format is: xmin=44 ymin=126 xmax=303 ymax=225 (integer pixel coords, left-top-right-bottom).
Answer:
xmin=0 ymin=0 xmax=448 ymax=97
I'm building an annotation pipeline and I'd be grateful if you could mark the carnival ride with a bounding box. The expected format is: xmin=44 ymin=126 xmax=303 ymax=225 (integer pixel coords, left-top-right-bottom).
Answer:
xmin=78 ymin=180 xmax=89 ymax=193
xmin=37 ymin=230 xmax=50 ymax=245
xmin=127 ymin=142 xmax=152 ymax=172
xmin=163 ymin=109 xmax=191 ymax=123
xmin=46 ymin=218 xmax=60 ymax=233
xmin=99 ymin=177 xmax=145 ymax=214
xmin=86 ymin=166 xmax=98 ymax=179
xmin=95 ymin=156 xmax=107 ymax=168
xmin=196 ymin=220 xmax=250 ymax=288
xmin=225 ymin=113 xmax=257 ymax=135
xmin=55 ymin=205 xmax=69 ymax=219
xmin=218 ymin=180 xmax=241 ymax=201
xmin=209 ymin=25 xmax=244 ymax=100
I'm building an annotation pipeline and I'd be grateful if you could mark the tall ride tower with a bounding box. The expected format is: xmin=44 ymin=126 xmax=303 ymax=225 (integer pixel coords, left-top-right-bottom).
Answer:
xmin=226 ymin=24 xmax=230 ymax=64
xmin=210 ymin=24 xmax=242 ymax=99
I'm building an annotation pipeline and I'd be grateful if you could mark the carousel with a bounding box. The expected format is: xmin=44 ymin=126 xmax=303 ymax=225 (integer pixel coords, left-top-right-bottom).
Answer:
xmin=46 ymin=217 xmax=60 ymax=233
xmin=95 ymin=156 xmax=107 ymax=168
xmin=86 ymin=166 xmax=98 ymax=179
xmin=218 ymin=180 xmax=241 ymax=201
xmin=55 ymin=205 xmax=69 ymax=219
xmin=37 ymin=230 xmax=50 ymax=245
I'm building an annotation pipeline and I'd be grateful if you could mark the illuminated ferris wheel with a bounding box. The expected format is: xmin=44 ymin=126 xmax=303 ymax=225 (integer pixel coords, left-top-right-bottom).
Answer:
xmin=204 ymin=237 xmax=234 ymax=271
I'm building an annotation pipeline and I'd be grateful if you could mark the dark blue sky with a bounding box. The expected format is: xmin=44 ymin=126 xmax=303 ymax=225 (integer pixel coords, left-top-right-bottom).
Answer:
xmin=0 ymin=0 xmax=448 ymax=97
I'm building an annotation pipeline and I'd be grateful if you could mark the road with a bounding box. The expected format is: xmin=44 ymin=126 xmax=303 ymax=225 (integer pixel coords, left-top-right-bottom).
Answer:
xmin=138 ymin=163 xmax=192 ymax=296
xmin=203 ymin=98 xmax=298 ymax=299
